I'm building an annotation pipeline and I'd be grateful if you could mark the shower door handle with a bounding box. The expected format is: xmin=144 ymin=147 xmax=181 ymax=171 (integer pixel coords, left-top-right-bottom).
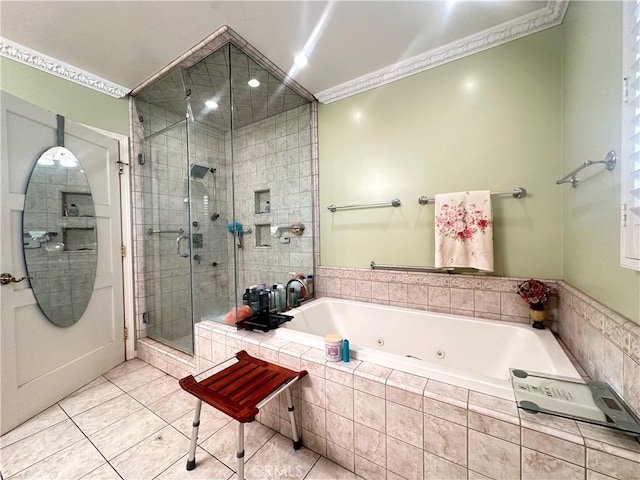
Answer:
xmin=176 ymin=233 xmax=190 ymax=258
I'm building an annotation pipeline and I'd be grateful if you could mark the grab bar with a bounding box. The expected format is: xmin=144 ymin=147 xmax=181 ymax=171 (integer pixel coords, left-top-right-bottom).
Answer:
xmin=556 ymin=150 xmax=617 ymax=188
xmin=147 ymin=228 xmax=185 ymax=235
xmin=327 ymin=198 xmax=401 ymax=212
xmin=370 ymin=261 xmax=448 ymax=273
xmin=418 ymin=187 xmax=526 ymax=205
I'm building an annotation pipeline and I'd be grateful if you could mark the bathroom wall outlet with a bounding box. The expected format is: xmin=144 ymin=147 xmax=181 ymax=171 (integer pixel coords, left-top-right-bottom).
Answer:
xmin=279 ymin=236 xmax=290 ymax=244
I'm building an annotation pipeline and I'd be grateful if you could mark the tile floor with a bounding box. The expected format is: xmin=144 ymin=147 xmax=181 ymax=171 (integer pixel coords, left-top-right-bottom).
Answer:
xmin=0 ymin=359 xmax=358 ymax=479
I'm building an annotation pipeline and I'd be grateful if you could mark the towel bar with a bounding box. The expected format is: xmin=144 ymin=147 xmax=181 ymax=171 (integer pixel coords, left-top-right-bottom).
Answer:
xmin=418 ymin=187 xmax=526 ymax=205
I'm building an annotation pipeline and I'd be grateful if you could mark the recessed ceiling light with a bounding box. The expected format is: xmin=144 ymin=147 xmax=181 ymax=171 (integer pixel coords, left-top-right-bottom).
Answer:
xmin=294 ymin=53 xmax=308 ymax=67
xmin=248 ymin=79 xmax=260 ymax=88
xmin=205 ymin=99 xmax=219 ymax=109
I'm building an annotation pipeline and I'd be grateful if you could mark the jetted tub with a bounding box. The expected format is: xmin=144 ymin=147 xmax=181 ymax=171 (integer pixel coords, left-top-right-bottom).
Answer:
xmin=274 ymin=297 xmax=581 ymax=400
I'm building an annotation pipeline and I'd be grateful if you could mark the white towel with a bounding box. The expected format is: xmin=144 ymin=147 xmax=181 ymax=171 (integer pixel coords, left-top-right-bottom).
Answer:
xmin=434 ymin=191 xmax=494 ymax=272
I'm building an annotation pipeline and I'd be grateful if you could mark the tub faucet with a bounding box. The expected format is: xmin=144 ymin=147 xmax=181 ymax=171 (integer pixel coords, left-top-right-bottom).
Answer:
xmin=285 ymin=277 xmax=307 ymax=308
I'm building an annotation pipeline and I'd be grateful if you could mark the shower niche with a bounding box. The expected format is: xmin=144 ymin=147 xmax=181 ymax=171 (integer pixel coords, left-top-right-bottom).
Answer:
xmin=131 ymin=37 xmax=315 ymax=354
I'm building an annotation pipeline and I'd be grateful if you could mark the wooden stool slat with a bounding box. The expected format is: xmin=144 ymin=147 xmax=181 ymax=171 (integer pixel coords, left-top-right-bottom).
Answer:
xmin=216 ymin=365 xmax=267 ymax=397
xmin=239 ymin=373 xmax=293 ymax=406
xmin=200 ymin=361 xmax=255 ymax=388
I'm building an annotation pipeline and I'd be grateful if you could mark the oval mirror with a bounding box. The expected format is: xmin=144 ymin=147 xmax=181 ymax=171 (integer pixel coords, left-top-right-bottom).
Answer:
xmin=23 ymin=146 xmax=98 ymax=327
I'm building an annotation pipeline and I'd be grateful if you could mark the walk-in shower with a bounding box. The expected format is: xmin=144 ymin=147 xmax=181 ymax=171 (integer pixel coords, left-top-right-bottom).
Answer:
xmin=130 ymin=40 xmax=315 ymax=354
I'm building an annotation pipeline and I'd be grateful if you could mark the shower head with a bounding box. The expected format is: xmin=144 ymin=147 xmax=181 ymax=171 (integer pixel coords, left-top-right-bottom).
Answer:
xmin=190 ymin=164 xmax=211 ymax=178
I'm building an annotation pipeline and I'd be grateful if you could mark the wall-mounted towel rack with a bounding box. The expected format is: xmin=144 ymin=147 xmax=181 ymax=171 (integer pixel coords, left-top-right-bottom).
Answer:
xmin=370 ymin=261 xmax=448 ymax=273
xmin=327 ymin=198 xmax=401 ymax=212
xmin=556 ymin=150 xmax=617 ymax=188
xmin=417 ymin=187 xmax=526 ymax=205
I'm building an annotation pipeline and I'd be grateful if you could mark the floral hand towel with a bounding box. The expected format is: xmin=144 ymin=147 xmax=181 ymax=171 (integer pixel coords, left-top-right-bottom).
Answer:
xmin=434 ymin=190 xmax=494 ymax=272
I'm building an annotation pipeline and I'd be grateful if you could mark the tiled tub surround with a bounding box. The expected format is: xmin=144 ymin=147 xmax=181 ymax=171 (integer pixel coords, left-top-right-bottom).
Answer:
xmin=311 ymin=266 xmax=640 ymax=419
xmin=185 ymin=321 xmax=640 ymax=480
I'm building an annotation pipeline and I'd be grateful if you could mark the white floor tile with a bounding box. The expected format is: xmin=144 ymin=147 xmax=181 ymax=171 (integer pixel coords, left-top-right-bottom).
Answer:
xmin=306 ymin=456 xmax=357 ymax=479
xmin=156 ymin=447 xmax=234 ymax=480
xmin=72 ymin=393 xmax=143 ymax=436
xmin=147 ymin=389 xmax=195 ymax=423
xmin=109 ymin=365 xmax=167 ymax=392
xmin=243 ymin=433 xmax=320 ymax=480
xmin=103 ymin=358 xmax=148 ymax=380
xmin=8 ymin=438 xmax=104 ymax=480
xmin=171 ymin=404 xmax=232 ymax=443
xmin=89 ymin=407 xmax=165 ymax=460
xmin=79 ymin=462 xmax=122 ymax=480
xmin=0 ymin=404 xmax=68 ymax=448
xmin=58 ymin=380 xmax=124 ymax=417
xmin=0 ymin=419 xmax=84 ymax=477
xmin=200 ymin=420 xmax=276 ymax=470
xmin=110 ymin=425 xmax=190 ymax=480
xmin=128 ymin=374 xmax=181 ymax=405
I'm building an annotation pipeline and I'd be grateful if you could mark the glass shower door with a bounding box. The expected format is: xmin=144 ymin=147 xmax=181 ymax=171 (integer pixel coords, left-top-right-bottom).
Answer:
xmin=139 ymin=118 xmax=195 ymax=352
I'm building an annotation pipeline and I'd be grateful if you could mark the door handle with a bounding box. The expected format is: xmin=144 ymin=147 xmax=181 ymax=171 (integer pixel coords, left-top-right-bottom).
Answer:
xmin=0 ymin=273 xmax=33 ymax=285
xmin=176 ymin=233 xmax=190 ymax=258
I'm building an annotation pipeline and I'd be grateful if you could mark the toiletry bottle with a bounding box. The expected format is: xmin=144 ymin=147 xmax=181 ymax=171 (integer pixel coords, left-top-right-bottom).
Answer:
xmin=276 ymin=284 xmax=286 ymax=310
xmin=259 ymin=290 xmax=269 ymax=314
xmin=249 ymin=287 xmax=260 ymax=313
xmin=264 ymin=201 xmax=270 ymax=213
xmin=67 ymin=203 xmax=79 ymax=217
xmin=342 ymin=339 xmax=350 ymax=362
xmin=306 ymin=275 xmax=314 ymax=297
xmin=271 ymin=285 xmax=279 ymax=311
xmin=242 ymin=288 xmax=250 ymax=306
xmin=289 ymin=287 xmax=298 ymax=307
xmin=296 ymin=274 xmax=307 ymax=299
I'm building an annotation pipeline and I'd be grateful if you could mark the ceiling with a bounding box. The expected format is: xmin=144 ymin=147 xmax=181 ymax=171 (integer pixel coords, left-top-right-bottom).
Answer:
xmin=0 ymin=1 xmax=566 ymax=102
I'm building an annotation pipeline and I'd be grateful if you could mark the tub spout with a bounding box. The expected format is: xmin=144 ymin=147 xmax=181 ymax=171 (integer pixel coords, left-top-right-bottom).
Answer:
xmin=285 ymin=277 xmax=307 ymax=308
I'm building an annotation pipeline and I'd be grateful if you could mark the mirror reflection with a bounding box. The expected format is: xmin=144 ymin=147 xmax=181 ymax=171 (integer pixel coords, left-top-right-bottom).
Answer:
xmin=23 ymin=146 xmax=97 ymax=327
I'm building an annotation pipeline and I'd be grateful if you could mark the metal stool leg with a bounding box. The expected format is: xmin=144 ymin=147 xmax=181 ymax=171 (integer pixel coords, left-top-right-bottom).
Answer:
xmin=186 ymin=399 xmax=202 ymax=470
xmin=285 ymin=389 xmax=302 ymax=450
xmin=237 ymin=422 xmax=245 ymax=480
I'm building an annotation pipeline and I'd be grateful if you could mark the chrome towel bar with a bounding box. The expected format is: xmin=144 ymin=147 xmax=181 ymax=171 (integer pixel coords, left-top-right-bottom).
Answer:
xmin=147 ymin=228 xmax=185 ymax=235
xmin=327 ymin=198 xmax=401 ymax=212
xmin=370 ymin=261 xmax=448 ymax=272
xmin=556 ymin=150 xmax=617 ymax=188
xmin=418 ymin=187 xmax=526 ymax=205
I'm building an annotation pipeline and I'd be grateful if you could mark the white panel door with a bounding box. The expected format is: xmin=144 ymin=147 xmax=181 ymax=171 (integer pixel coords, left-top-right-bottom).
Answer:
xmin=0 ymin=92 xmax=125 ymax=434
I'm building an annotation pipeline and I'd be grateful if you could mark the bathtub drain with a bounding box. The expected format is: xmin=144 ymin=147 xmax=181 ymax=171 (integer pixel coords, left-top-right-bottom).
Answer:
xmin=435 ymin=350 xmax=445 ymax=359
xmin=376 ymin=338 xmax=384 ymax=346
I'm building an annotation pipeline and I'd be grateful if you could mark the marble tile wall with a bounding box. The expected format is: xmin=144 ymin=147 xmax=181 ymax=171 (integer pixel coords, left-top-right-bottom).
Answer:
xmin=228 ymin=103 xmax=315 ymax=297
xmin=557 ymin=281 xmax=640 ymax=418
xmin=314 ymin=266 xmax=560 ymax=328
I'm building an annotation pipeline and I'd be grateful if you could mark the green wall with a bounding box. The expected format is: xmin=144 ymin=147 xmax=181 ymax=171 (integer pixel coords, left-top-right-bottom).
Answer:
xmin=0 ymin=57 xmax=129 ymax=135
xmin=319 ymin=28 xmax=563 ymax=278
xmin=562 ymin=1 xmax=639 ymax=324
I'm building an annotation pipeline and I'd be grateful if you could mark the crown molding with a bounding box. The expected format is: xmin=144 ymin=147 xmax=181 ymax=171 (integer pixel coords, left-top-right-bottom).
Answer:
xmin=0 ymin=37 xmax=130 ymax=98
xmin=315 ymin=0 xmax=569 ymax=104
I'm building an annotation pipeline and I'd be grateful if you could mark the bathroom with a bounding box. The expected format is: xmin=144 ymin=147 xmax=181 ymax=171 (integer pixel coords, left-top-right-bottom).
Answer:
xmin=1 ymin=1 xmax=640 ymax=479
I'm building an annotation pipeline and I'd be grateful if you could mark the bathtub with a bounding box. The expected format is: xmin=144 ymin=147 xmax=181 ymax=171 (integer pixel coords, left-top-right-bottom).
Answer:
xmin=273 ymin=297 xmax=581 ymax=400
